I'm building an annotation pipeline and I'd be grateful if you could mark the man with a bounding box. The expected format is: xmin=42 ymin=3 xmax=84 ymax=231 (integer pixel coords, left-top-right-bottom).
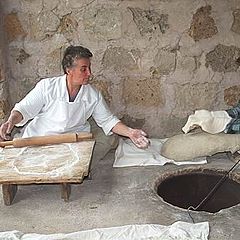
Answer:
xmin=0 ymin=45 xmax=149 ymax=149
xmin=225 ymin=101 xmax=240 ymax=134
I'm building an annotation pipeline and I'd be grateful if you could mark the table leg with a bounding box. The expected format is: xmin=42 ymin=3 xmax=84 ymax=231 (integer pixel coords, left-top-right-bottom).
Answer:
xmin=61 ymin=183 xmax=71 ymax=202
xmin=2 ymin=184 xmax=18 ymax=206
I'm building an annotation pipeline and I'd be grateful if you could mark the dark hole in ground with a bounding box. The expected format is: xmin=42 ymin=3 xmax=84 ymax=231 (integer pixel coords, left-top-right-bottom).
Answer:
xmin=157 ymin=171 xmax=240 ymax=213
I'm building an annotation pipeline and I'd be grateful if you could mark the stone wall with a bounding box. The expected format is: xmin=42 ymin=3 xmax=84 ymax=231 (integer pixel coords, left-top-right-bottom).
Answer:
xmin=1 ymin=0 xmax=240 ymax=137
xmin=0 ymin=3 xmax=10 ymax=123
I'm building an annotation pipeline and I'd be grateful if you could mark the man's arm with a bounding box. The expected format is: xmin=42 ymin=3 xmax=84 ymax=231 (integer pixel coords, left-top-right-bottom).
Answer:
xmin=92 ymin=90 xmax=149 ymax=148
xmin=112 ymin=121 xmax=149 ymax=148
xmin=0 ymin=79 xmax=47 ymax=141
xmin=0 ymin=110 xmax=23 ymax=140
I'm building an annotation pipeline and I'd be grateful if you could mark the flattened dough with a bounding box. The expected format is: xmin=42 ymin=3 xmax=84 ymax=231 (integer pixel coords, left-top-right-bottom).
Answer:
xmin=161 ymin=132 xmax=240 ymax=161
xmin=182 ymin=110 xmax=232 ymax=134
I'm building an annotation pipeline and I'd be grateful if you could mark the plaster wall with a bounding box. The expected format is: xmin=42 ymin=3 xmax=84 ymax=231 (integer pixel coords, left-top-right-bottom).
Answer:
xmin=1 ymin=0 xmax=240 ymax=137
xmin=0 ymin=4 xmax=10 ymax=123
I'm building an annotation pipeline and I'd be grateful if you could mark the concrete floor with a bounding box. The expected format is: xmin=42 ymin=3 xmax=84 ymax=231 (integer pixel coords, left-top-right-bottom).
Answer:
xmin=0 ymin=150 xmax=239 ymax=239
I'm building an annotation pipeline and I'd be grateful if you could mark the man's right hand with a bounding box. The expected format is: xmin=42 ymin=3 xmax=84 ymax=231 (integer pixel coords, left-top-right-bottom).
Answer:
xmin=0 ymin=120 xmax=14 ymax=140
xmin=0 ymin=110 xmax=23 ymax=141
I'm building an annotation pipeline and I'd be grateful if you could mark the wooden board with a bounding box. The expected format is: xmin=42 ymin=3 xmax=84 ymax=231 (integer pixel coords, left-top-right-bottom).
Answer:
xmin=0 ymin=141 xmax=95 ymax=184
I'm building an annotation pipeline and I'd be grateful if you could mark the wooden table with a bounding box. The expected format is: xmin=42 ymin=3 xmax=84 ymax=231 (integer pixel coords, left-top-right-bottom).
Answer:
xmin=0 ymin=140 xmax=95 ymax=205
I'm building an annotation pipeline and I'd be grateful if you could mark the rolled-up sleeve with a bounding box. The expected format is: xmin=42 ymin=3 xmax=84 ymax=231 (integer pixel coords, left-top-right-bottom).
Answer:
xmin=13 ymin=80 xmax=45 ymax=126
xmin=92 ymin=92 xmax=120 ymax=135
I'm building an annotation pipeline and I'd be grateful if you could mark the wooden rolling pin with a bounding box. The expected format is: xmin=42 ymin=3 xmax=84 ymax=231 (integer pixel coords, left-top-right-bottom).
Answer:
xmin=0 ymin=132 xmax=93 ymax=148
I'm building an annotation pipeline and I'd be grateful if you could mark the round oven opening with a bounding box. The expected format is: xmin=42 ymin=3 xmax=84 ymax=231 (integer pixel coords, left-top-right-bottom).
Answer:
xmin=156 ymin=169 xmax=240 ymax=213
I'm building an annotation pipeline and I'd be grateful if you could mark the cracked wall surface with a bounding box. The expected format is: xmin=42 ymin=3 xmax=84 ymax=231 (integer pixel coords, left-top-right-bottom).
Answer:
xmin=1 ymin=0 xmax=240 ymax=137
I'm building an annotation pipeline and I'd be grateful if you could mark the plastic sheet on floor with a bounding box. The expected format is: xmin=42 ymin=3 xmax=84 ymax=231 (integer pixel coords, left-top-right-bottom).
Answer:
xmin=0 ymin=221 xmax=209 ymax=240
xmin=114 ymin=138 xmax=207 ymax=167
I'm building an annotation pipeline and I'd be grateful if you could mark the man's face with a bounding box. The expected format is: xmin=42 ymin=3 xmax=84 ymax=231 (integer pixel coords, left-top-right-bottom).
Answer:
xmin=67 ymin=58 xmax=92 ymax=85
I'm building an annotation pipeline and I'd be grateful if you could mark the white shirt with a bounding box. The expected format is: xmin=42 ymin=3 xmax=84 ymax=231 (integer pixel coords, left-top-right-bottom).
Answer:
xmin=13 ymin=75 xmax=120 ymax=138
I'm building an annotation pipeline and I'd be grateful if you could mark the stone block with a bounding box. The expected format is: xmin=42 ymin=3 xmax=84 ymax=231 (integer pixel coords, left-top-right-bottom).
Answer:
xmin=206 ymin=44 xmax=240 ymax=73
xmin=83 ymin=7 xmax=122 ymax=40
xmin=152 ymin=48 xmax=176 ymax=76
xmin=37 ymin=48 xmax=63 ymax=76
xmin=128 ymin=7 xmax=169 ymax=35
xmin=58 ymin=14 xmax=78 ymax=41
xmin=26 ymin=11 xmax=60 ymax=40
xmin=0 ymin=99 xmax=9 ymax=120
xmin=4 ymin=12 xmax=26 ymax=42
xmin=173 ymin=83 xmax=218 ymax=116
xmin=189 ymin=5 xmax=218 ymax=41
xmin=102 ymin=47 xmax=140 ymax=75
xmin=91 ymin=78 xmax=112 ymax=105
xmin=123 ymin=77 xmax=165 ymax=107
xmin=224 ymin=85 xmax=240 ymax=106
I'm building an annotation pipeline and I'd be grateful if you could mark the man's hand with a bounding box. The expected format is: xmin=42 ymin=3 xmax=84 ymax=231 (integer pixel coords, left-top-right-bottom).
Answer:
xmin=128 ymin=128 xmax=149 ymax=148
xmin=0 ymin=120 xmax=14 ymax=140
xmin=0 ymin=110 xmax=23 ymax=141
xmin=111 ymin=121 xmax=150 ymax=148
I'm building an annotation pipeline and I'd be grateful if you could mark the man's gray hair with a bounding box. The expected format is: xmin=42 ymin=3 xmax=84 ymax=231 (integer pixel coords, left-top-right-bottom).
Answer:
xmin=62 ymin=45 xmax=93 ymax=73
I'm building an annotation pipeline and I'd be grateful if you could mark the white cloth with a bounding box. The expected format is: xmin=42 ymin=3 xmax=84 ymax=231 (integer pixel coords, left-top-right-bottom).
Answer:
xmin=0 ymin=221 xmax=209 ymax=240
xmin=182 ymin=110 xmax=232 ymax=134
xmin=114 ymin=138 xmax=207 ymax=167
xmin=13 ymin=75 xmax=120 ymax=137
